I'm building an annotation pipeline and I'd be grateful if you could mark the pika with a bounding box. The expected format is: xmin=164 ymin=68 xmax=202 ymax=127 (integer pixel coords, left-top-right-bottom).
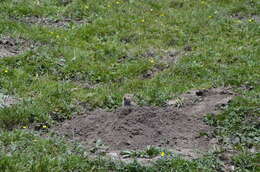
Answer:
xmin=122 ymin=94 xmax=137 ymax=106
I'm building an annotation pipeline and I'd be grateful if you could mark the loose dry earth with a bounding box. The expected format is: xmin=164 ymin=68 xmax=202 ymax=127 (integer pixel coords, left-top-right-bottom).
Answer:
xmin=54 ymin=87 xmax=234 ymax=159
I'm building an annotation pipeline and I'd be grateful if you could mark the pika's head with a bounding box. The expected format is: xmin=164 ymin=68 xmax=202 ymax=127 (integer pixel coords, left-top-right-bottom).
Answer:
xmin=123 ymin=94 xmax=135 ymax=106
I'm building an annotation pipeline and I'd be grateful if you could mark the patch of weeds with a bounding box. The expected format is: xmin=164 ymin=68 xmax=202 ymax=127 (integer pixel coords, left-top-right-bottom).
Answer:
xmin=0 ymin=79 xmax=75 ymax=129
xmin=204 ymin=92 xmax=260 ymax=170
xmin=90 ymin=139 xmax=109 ymax=155
xmin=120 ymin=146 xmax=166 ymax=159
xmin=204 ymin=95 xmax=260 ymax=147
xmin=0 ymin=130 xmax=220 ymax=171
xmin=232 ymin=151 xmax=260 ymax=171
xmin=142 ymin=77 xmax=172 ymax=106
xmin=152 ymin=154 xmax=222 ymax=172
xmin=0 ymin=0 xmax=61 ymax=17
xmin=169 ymin=0 xmax=184 ymax=9
xmin=227 ymin=0 xmax=259 ymax=16
xmin=0 ymin=130 xmax=94 ymax=171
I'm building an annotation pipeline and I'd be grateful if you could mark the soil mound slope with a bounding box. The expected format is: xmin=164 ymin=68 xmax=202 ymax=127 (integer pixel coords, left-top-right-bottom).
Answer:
xmin=55 ymin=87 xmax=234 ymax=158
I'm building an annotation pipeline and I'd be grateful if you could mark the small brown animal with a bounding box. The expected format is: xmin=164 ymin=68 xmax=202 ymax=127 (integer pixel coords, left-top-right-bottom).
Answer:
xmin=122 ymin=94 xmax=137 ymax=106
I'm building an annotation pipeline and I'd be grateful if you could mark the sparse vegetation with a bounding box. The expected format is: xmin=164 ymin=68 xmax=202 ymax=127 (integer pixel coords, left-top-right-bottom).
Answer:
xmin=0 ymin=0 xmax=259 ymax=171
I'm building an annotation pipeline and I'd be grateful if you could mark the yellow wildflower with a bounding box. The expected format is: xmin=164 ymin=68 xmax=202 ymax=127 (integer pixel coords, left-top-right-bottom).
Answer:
xmin=161 ymin=152 xmax=165 ymax=157
xmin=22 ymin=126 xmax=28 ymax=129
xmin=149 ymin=59 xmax=155 ymax=63
xmin=42 ymin=125 xmax=48 ymax=129
xmin=248 ymin=19 xmax=254 ymax=23
xmin=4 ymin=69 xmax=8 ymax=73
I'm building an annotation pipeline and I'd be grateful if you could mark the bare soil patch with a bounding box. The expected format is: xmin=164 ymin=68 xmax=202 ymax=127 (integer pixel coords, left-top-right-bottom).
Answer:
xmin=0 ymin=36 xmax=35 ymax=58
xmin=13 ymin=16 xmax=87 ymax=28
xmin=0 ymin=93 xmax=20 ymax=108
xmin=54 ymin=87 xmax=234 ymax=159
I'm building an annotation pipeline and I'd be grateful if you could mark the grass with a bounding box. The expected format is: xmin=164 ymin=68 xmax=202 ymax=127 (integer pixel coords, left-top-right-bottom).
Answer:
xmin=0 ymin=0 xmax=259 ymax=171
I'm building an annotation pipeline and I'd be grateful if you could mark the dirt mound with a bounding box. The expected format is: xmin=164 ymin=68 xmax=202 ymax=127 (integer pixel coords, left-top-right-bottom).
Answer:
xmin=54 ymin=87 xmax=234 ymax=158
xmin=0 ymin=36 xmax=34 ymax=58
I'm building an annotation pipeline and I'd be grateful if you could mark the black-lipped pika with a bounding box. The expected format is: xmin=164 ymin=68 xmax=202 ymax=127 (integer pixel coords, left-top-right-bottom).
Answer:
xmin=122 ymin=94 xmax=137 ymax=106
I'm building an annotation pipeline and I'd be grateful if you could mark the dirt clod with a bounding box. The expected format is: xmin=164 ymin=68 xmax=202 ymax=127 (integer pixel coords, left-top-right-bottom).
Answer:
xmin=54 ymin=87 xmax=235 ymax=158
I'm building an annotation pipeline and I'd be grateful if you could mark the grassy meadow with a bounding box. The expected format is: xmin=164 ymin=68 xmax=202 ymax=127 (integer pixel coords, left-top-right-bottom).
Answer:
xmin=0 ymin=0 xmax=259 ymax=171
